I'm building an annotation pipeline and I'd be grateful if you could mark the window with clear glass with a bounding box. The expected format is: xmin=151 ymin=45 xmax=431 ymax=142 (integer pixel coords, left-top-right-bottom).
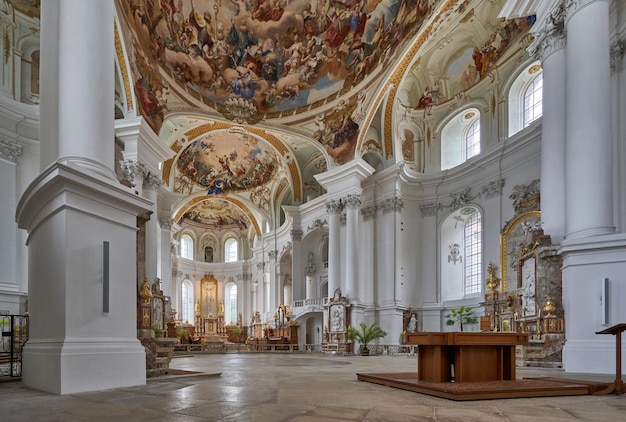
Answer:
xmin=225 ymin=283 xmax=237 ymax=325
xmin=225 ymin=238 xmax=238 ymax=263
xmin=523 ymin=73 xmax=543 ymax=127
xmin=181 ymin=234 xmax=194 ymax=260
xmin=441 ymin=108 xmax=481 ymax=170
xmin=181 ymin=280 xmax=194 ymax=324
xmin=464 ymin=212 xmax=482 ymax=295
xmin=465 ymin=119 xmax=480 ymax=160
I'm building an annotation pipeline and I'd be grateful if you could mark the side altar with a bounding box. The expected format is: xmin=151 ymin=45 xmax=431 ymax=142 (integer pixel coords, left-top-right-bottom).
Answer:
xmin=481 ymin=180 xmax=565 ymax=368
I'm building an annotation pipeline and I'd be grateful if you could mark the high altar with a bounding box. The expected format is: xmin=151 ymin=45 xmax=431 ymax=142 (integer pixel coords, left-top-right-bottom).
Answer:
xmin=482 ymin=180 xmax=565 ymax=367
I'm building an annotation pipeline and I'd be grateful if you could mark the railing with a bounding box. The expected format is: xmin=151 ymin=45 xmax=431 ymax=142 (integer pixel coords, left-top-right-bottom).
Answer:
xmin=292 ymin=297 xmax=328 ymax=308
xmin=173 ymin=342 xmax=417 ymax=356
xmin=0 ymin=314 xmax=29 ymax=378
xmin=174 ymin=343 xmax=323 ymax=353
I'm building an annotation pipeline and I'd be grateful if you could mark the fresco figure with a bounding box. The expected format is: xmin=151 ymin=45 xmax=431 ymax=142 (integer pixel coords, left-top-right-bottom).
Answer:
xmin=228 ymin=19 xmax=259 ymax=68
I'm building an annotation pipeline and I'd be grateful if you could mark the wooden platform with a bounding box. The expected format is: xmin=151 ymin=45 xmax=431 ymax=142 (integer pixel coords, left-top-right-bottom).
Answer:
xmin=357 ymin=372 xmax=607 ymax=401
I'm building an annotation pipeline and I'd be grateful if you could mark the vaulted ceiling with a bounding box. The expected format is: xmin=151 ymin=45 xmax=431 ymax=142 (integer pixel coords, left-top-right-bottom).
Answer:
xmin=109 ymin=0 xmax=534 ymax=239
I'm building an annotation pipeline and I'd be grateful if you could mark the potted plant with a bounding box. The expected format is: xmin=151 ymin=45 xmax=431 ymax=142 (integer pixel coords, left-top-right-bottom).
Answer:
xmin=445 ymin=306 xmax=478 ymax=332
xmin=346 ymin=322 xmax=387 ymax=356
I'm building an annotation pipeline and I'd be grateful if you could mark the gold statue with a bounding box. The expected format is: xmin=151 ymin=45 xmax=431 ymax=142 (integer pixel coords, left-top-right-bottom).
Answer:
xmin=543 ymin=296 xmax=556 ymax=316
xmin=485 ymin=262 xmax=500 ymax=293
xmin=139 ymin=277 xmax=152 ymax=303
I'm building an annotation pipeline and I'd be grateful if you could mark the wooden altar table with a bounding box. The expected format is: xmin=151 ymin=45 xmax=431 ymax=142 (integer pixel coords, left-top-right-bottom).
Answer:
xmin=406 ymin=332 xmax=529 ymax=383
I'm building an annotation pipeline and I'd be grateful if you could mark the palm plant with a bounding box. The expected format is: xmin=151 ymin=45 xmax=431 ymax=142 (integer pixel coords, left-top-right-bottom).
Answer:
xmin=346 ymin=322 xmax=387 ymax=355
xmin=445 ymin=306 xmax=478 ymax=332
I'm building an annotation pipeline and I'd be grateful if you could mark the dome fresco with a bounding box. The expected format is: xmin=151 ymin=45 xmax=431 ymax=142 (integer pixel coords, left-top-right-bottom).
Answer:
xmin=119 ymin=0 xmax=432 ymax=128
xmin=175 ymin=130 xmax=278 ymax=194
xmin=178 ymin=199 xmax=250 ymax=229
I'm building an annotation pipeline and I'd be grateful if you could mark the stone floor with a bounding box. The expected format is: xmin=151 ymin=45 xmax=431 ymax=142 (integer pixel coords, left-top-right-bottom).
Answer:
xmin=1 ymin=353 xmax=625 ymax=421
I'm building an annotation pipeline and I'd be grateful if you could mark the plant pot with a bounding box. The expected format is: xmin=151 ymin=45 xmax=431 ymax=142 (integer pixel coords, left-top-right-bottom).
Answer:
xmin=360 ymin=347 xmax=369 ymax=356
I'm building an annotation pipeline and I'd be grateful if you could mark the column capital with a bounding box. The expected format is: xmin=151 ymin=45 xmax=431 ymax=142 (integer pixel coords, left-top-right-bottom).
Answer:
xmin=119 ymin=159 xmax=146 ymax=187
xmin=290 ymin=229 xmax=303 ymax=241
xmin=528 ymin=1 xmax=567 ymax=61
xmin=159 ymin=217 xmax=173 ymax=230
xmin=610 ymin=40 xmax=625 ymax=74
xmin=361 ymin=205 xmax=377 ymax=221
xmin=343 ymin=193 xmax=362 ymax=210
xmin=0 ymin=139 xmax=22 ymax=163
xmin=256 ymin=262 xmax=265 ymax=270
xmin=565 ymin=0 xmax=606 ymax=19
xmin=420 ymin=202 xmax=442 ymax=217
xmin=326 ymin=199 xmax=344 ymax=214
xmin=144 ymin=172 xmax=163 ymax=190
xmin=382 ymin=194 xmax=403 ymax=214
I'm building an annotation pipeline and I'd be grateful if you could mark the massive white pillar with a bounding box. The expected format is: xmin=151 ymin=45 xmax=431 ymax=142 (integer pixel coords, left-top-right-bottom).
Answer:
xmin=558 ymin=0 xmax=626 ymax=374
xmin=359 ymin=205 xmax=376 ymax=308
xmin=529 ymin=5 xmax=567 ymax=243
xmin=159 ymin=217 xmax=173 ymax=297
xmin=15 ymin=0 xmax=151 ymax=394
xmin=290 ymin=228 xmax=304 ymax=301
xmin=564 ymin=0 xmax=613 ymax=239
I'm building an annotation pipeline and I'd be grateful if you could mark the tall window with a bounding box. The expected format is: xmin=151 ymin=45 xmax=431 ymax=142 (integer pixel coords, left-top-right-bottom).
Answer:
xmin=225 ymin=283 xmax=237 ymax=325
xmin=508 ymin=61 xmax=543 ymax=136
xmin=464 ymin=212 xmax=482 ymax=295
xmin=523 ymin=73 xmax=543 ymax=127
xmin=181 ymin=234 xmax=194 ymax=260
xmin=465 ymin=118 xmax=480 ymax=159
xmin=225 ymin=238 xmax=238 ymax=262
xmin=181 ymin=280 xmax=194 ymax=324
xmin=441 ymin=108 xmax=481 ymax=170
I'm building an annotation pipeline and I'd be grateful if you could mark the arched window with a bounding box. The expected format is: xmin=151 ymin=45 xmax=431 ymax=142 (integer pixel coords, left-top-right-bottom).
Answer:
xmin=441 ymin=108 xmax=481 ymax=170
xmin=224 ymin=238 xmax=238 ymax=263
xmin=440 ymin=207 xmax=482 ymax=301
xmin=463 ymin=211 xmax=482 ymax=295
xmin=181 ymin=234 xmax=194 ymax=260
xmin=225 ymin=283 xmax=237 ymax=325
xmin=181 ymin=280 xmax=194 ymax=324
xmin=508 ymin=61 xmax=543 ymax=136
xmin=523 ymin=73 xmax=543 ymax=127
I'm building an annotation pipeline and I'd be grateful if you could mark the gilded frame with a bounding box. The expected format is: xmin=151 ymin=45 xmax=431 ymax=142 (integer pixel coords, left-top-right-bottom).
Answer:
xmin=500 ymin=210 xmax=541 ymax=292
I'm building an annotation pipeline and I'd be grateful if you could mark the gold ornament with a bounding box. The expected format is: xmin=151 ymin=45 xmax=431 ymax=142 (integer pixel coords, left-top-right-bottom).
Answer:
xmin=485 ymin=262 xmax=500 ymax=293
xmin=543 ymin=296 xmax=556 ymax=316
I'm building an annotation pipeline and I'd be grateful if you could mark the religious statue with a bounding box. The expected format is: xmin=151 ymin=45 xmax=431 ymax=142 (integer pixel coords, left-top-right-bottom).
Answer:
xmin=305 ymin=251 xmax=316 ymax=274
xmin=407 ymin=314 xmax=417 ymax=333
xmin=139 ymin=277 xmax=152 ymax=303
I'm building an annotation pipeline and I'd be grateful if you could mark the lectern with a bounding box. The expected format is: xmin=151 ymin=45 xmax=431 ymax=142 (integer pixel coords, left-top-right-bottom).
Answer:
xmin=595 ymin=323 xmax=626 ymax=395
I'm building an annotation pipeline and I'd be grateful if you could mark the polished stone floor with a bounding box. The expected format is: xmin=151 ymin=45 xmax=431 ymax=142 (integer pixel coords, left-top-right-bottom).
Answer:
xmin=1 ymin=353 xmax=625 ymax=421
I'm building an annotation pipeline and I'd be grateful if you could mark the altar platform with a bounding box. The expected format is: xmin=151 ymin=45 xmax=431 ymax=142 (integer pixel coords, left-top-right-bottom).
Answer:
xmin=357 ymin=372 xmax=609 ymax=401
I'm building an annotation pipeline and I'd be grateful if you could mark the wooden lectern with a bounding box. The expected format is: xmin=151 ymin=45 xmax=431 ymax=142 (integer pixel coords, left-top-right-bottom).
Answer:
xmin=595 ymin=323 xmax=626 ymax=395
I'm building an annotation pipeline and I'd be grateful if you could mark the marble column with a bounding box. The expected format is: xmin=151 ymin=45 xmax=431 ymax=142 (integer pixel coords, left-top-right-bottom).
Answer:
xmin=290 ymin=229 xmax=304 ymax=301
xmin=344 ymin=194 xmax=362 ymax=302
xmin=529 ymin=4 xmax=567 ymax=243
xmin=16 ymin=0 xmax=151 ymax=394
xmin=326 ymin=199 xmax=343 ymax=298
xmin=565 ymin=0 xmax=613 ymax=239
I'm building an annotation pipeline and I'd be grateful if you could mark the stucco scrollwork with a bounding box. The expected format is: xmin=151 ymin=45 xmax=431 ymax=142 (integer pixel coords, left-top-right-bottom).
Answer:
xmin=0 ymin=139 xmax=22 ymax=163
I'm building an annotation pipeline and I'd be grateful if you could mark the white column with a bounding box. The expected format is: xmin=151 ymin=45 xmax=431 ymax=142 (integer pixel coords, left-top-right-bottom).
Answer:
xmin=565 ymin=0 xmax=614 ymax=239
xmin=326 ymin=200 xmax=342 ymax=297
xmin=290 ymin=229 xmax=304 ymax=301
xmin=0 ymin=141 xmax=24 ymax=313
xmin=143 ymin=175 xmax=161 ymax=285
xmin=251 ymin=282 xmax=258 ymax=314
xmin=16 ymin=0 xmax=151 ymax=394
xmin=529 ymin=5 xmax=567 ymax=243
xmin=344 ymin=194 xmax=361 ymax=302
xmin=159 ymin=217 xmax=173 ymax=297
xmin=359 ymin=205 xmax=376 ymax=308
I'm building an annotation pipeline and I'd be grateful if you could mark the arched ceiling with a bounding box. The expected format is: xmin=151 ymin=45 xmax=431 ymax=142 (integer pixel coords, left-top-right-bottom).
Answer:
xmin=109 ymin=0 xmax=535 ymax=238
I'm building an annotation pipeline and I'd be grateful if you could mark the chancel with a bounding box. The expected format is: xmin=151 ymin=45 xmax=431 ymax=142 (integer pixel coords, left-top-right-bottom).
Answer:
xmin=0 ymin=0 xmax=625 ymax=410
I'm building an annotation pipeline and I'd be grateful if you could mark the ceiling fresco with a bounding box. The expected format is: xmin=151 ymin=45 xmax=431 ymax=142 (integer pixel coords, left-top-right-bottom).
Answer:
xmin=178 ymin=199 xmax=250 ymax=230
xmin=174 ymin=129 xmax=278 ymax=195
xmin=119 ymin=0 xmax=434 ymax=130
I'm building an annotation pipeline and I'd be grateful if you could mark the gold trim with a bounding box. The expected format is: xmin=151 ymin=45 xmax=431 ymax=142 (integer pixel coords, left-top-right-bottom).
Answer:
xmin=500 ymin=210 xmax=541 ymax=292
xmin=161 ymin=158 xmax=174 ymax=186
xmin=382 ymin=0 xmax=459 ymax=159
xmin=114 ymin=22 xmax=134 ymax=113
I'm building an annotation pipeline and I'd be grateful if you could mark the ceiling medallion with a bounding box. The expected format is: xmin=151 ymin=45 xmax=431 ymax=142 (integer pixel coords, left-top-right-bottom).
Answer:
xmin=219 ymin=97 xmax=262 ymax=125
xmin=528 ymin=64 xmax=542 ymax=74
xmin=463 ymin=111 xmax=476 ymax=120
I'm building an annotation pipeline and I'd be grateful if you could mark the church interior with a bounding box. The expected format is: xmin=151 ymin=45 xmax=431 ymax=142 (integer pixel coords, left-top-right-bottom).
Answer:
xmin=1 ymin=0 xmax=626 ymax=399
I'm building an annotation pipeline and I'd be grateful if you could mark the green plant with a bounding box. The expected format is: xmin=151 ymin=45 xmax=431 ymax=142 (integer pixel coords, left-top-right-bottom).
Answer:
xmin=445 ymin=306 xmax=478 ymax=332
xmin=346 ymin=322 xmax=387 ymax=352
xmin=151 ymin=323 xmax=160 ymax=337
